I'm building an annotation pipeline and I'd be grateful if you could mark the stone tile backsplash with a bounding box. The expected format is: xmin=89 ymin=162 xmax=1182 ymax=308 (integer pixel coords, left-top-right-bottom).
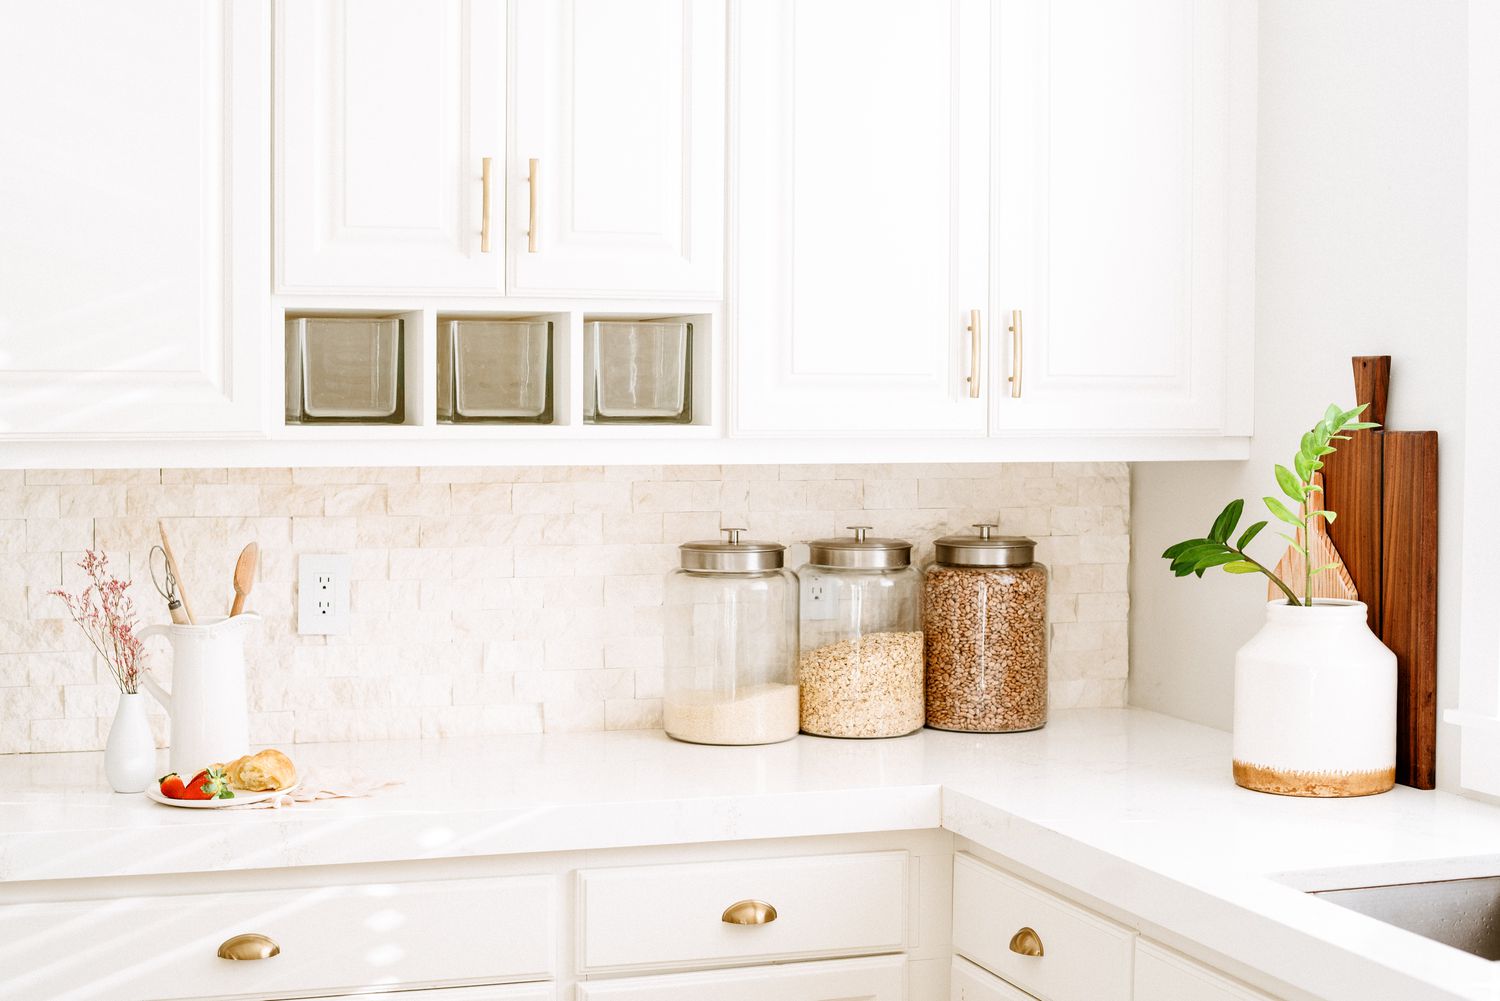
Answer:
xmin=0 ymin=463 xmax=1129 ymax=754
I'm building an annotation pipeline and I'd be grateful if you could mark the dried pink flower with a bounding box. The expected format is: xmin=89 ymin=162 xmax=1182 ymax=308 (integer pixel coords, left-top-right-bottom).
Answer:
xmin=50 ymin=551 xmax=144 ymax=694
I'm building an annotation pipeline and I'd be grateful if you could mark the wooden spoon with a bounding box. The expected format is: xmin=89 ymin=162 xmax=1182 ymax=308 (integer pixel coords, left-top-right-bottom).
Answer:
xmin=157 ymin=521 xmax=196 ymax=625
xmin=230 ymin=542 xmax=259 ymax=617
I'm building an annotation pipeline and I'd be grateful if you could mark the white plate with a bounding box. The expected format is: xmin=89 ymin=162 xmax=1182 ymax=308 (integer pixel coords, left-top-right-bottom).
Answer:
xmin=145 ymin=779 xmax=300 ymax=809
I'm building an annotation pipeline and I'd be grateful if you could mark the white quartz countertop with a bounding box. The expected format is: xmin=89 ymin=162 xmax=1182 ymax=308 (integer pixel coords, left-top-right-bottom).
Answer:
xmin=3 ymin=708 xmax=1499 ymax=1001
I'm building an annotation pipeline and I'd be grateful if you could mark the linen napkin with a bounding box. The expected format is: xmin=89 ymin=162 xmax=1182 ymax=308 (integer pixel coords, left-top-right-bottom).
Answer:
xmin=226 ymin=767 xmax=402 ymax=809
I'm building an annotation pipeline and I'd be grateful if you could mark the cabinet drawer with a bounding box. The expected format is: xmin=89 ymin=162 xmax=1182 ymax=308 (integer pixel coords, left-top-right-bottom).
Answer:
xmin=1135 ymin=940 xmax=1277 ymax=1001
xmin=3 ymin=875 xmax=554 ymax=1001
xmin=576 ymin=954 xmax=906 ymax=1000
xmin=952 ymin=956 xmax=1038 ymax=1000
xmin=329 ymin=990 xmax=553 ymax=1001
xmin=577 ymin=851 xmax=908 ymax=973
xmin=952 ymin=853 xmax=1132 ymax=1001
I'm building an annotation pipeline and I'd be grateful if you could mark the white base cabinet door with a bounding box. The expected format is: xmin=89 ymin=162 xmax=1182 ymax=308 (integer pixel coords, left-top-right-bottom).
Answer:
xmin=577 ymin=955 xmax=906 ymax=1001
xmin=507 ymin=0 xmax=725 ymax=297
xmin=0 ymin=0 xmax=267 ymax=436
xmin=731 ymin=0 xmax=991 ymax=436
xmin=951 ymin=957 xmax=1038 ymax=1000
xmin=277 ymin=0 xmax=506 ymax=293
xmin=991 ymin=0 xmax=1255 ymax=435
xmin=1134 ymin=940 xmax=1277 ymax=1001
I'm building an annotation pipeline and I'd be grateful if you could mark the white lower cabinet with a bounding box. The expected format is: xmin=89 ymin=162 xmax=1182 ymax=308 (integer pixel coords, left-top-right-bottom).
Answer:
xmin=1134 ymin=940 xmax=1278 ymax=1001
xmin=577 ymin=955 xmax=906 ymax=1000
xmin=952 ymin=853 xmax=1133 ymax=1001
xmin=327 ymin=990 xmax=553 ymax=1001
xmin=951 ymin=956 xmax=1038 ymax=1001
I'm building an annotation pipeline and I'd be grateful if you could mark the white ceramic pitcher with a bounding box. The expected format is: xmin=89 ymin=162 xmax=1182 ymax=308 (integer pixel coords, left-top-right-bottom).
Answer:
xmin=139 ymin=613 xmax=259 ymax=777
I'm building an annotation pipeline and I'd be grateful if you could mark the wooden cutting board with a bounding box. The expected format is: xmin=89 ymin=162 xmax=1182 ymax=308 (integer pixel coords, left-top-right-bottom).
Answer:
xmin=1319 ymin=356 xmax=1437 ymax=790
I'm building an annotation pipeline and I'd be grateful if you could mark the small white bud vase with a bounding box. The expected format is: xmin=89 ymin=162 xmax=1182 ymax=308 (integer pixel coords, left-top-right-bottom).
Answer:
xmin=1233 ymin=599 xmax=1396 ymax=797
xmin=104 ymin=691 xmax=157 ymax=794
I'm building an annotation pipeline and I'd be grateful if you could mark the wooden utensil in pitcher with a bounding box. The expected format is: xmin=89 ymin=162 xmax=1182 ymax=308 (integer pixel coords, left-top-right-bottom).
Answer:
xmin=157 ymin=521 xmax=197 ymax=625
xmin=1267 ymin=472 xmax=1359 ymax=603
xmin=230 ymin=542 xmax=259 ymax=617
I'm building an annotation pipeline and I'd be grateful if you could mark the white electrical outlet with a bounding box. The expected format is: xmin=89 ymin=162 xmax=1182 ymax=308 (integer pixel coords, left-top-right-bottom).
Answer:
xmin=801 ymin=572 xmax=836 ymax=620
xmin=298 ymin=553 xmax=351 ymax=635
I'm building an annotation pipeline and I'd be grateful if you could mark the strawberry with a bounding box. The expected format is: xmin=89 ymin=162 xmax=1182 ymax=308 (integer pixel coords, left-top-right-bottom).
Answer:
xmin=158 ymin=773 xmax=185 ymax=799
xmin=181 ymin=767 xmax=234 ymax=800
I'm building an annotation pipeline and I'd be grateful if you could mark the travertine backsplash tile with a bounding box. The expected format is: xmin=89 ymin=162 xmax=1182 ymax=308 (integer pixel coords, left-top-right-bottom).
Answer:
xmin=0 ymin=463 xmax=1130 ymax=754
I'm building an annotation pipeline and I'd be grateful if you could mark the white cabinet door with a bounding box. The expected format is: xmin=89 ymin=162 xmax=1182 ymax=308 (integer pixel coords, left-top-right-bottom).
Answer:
xmin=278 ymin=0 xmax=505 ymax=293
xmin=952 ymin=957 xmax=1039 ymax=1000
xmin=992 ymin=0 xmax=1254 ymax=434
xmin=508 ymin=0 xmax=724 ymax=297
xmin=577 ymin=955 xmax=906 ymax=1001
xmin=731 ymin=0 xmax=991 ymax=436
xmin=0 ymin=1 xmax=267 ymax=436
xmin=1134 ymin=940 xmax=1278 ymax=1001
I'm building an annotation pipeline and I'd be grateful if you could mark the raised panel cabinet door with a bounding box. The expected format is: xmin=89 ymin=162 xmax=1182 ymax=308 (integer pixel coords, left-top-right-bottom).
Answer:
xmin=732 ymin=0 xmax=990 ymax=436
xmin=278 ymin=0 xmax=505 ymax=292
xmin=0 ymin=0 xmax=267 ymax=436
xmin=577 ymin=955 xmax=907 ymax=1001
xmin=992 ymin=0 xmax=1255 ymax=434
xmin=508 ymin=0 xmax=724 ymax=297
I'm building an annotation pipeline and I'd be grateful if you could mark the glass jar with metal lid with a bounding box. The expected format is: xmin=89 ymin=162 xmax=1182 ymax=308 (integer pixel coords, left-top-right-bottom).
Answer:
xmin=664 ymin=528 xmax=799 ymax=745
xmin=796 ymin=526 xmax=923 ymax=738
xmin=923 ymin=524 xmax=1048 ymax=732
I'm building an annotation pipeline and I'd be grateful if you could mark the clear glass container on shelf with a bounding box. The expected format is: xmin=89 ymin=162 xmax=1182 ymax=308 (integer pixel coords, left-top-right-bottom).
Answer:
xmin=923 ymin=525 xmax=1048 ymax=733
xmin=797 ymin=526 xmax=923 ymax=738
xmin=585 ymin=320 xmax=692 ymax=423
xmin=437 ymin=319 xmax=552 ymax=424
xmin=284 ymin=317 xmax=403 ymax=424
xmin=664 ymin=528 xmax=799 ymax=745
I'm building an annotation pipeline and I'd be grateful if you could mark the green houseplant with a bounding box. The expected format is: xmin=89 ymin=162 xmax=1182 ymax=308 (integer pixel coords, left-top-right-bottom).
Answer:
xmin=1160 ymin=403 xmax=1399 ymax=799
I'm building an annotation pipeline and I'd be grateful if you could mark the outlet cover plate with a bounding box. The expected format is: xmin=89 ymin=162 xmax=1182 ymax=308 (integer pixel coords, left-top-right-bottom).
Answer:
xmin=800 ymin=571 xmax=836 ymax=621
xmin=298 ymin=553 xmax=351 ymax=635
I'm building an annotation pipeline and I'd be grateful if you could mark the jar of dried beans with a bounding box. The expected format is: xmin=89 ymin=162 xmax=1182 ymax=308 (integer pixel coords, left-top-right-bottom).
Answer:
xmin=797 ymin=526 xmax=923 ymax=738
xmin=923 ymin=525 xmax=1048 ymax=733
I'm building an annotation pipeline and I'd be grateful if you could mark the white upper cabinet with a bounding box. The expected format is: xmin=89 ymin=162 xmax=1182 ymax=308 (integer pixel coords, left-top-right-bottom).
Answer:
xmin=0 ymin=1 xmax=267 ymax=436
xmin=992 ymin=0 xmax=1254 ymax=434
xmin=732 ymin=0 xmax=992 ymax=436
xmin=277 ymin=0 xmax=506 ymax=293
xmin=507 ymin=0 xmax=726 ymax=297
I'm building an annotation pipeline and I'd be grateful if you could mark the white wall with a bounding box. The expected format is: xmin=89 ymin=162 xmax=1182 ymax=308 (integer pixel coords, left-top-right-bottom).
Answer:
xmin=1129 ymin=0 xmax=1468 ymax=789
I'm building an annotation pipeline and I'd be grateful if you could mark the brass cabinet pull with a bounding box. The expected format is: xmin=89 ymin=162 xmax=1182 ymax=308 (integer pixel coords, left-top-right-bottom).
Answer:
xmin=480 ymin=156 xmax=493 ymax=253
xmin=527 ymin=157 xmax=539 ymax=253
xmin=217 ymin=933 xmax=280 ymax=961
xmin=1008 ymin=926 xmax=1043 ymax=957
xmin=721 ymin=899 xmax=778 ymax=925
xmin=1007 ymin=309 xmax=1023 ymax=398
xmin=966 ymin=309 xmax=982 ymax=399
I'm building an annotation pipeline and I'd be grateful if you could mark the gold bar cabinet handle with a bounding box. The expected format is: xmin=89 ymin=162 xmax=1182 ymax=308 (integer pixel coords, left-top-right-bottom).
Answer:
xmin=1008 ymin=309 xmax=1023 ymax=398
xmin=966 ymin=309 xmax=982 ymax=399
xmin=1008 ymin=926 xmax=1043 ymax=957
xmin=527 ymin=157 xmax=539 ymax=253
xmin=218 ymin=933 xmax=280 ymax=961
xmin=480 ymin=156 xmax=493 ymax=253
xmin=721 ymin=899 xmax=778 ymax=925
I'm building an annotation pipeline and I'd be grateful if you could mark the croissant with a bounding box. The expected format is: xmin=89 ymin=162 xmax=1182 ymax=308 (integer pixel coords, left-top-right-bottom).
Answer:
xmin=224 ymin=749 xmax=298 ymax=791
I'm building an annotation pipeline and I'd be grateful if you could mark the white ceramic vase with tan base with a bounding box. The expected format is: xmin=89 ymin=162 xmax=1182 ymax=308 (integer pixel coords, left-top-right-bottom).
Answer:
xmin=1232 ymin=599 xmax=1396 ymax=797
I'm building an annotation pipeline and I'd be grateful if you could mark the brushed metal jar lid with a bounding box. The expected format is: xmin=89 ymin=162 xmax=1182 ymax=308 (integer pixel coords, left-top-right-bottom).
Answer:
xmin=933 ymin=524 xmax=1036 ymax=567
xmin=806 ymin=525 xmax=913 ymax=570
xmin=680 ymin=527 xmax=785 ymax=573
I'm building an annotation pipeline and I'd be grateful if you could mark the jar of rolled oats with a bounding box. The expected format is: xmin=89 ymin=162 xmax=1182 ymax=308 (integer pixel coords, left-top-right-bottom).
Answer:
xmin=923 ymin=525 xmax=1048 ymax=733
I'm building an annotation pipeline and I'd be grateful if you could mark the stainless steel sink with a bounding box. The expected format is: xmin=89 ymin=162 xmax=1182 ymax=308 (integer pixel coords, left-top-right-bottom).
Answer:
xmin=1312 ymin=877 xmax=1500 ymax=960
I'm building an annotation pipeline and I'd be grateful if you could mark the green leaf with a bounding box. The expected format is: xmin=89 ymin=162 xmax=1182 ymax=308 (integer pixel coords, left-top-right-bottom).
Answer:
xmin=1338 ymin=404 xmax=1368 ymax=424
xmin=1171 ymin=543 xmax=1228 ymax=574
xmin=1161 ymin=539 xmax=1201 ymax=560
xmin=1274 ymin=465 xmax=1304 ymax=502
xmin=1275 ymin=531 xmax=1309 ymax=557
xmin=1263 ymin=496 xmax=1302 ymax=528
xmin=1294 ymin=451 xmax=1314 ymax=481
xmin=1194 ymin=550 xmax=1242 ymax=572
xmin=1209 ymin=499 xmax=1244 ymax=544
xmin=1310 ymin=509 xmax=1335 ymax=523
xmin=1224 ymin=561 xmax=1262 ymax=574
xmin=1324 ymin=403 xmax=1342 ymax=424
xmin=1310 ymin=561 xmax=1343 ymax=574
xmin=1236 ymin=520 xmax=1267 ymax=549
xmin=1345 ymin=421 xmax=1380 ymax=431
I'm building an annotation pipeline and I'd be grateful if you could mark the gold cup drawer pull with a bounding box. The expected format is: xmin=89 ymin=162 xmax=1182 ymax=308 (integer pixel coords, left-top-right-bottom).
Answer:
xmin=1008 ymin=926 xmax=1043 ymax=957
xmin=721 ymin=899 xmax=778 ymax=925
xmin=217 ymin=933 xmax=280 ymax=961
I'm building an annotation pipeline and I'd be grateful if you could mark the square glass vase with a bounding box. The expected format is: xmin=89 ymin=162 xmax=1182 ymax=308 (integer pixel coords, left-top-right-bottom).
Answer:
xmin=285 ymin=317 xmax=404 ymax=424
xmin=586 ymin=321 xmax=692 ymax=424
xmin=438 ymin=319 xmax=553 ymax=424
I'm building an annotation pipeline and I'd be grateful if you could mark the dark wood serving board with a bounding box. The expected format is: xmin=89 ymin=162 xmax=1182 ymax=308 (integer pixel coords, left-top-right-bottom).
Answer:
xmin=1319 ymin=356 xmax=1437 ymax=790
